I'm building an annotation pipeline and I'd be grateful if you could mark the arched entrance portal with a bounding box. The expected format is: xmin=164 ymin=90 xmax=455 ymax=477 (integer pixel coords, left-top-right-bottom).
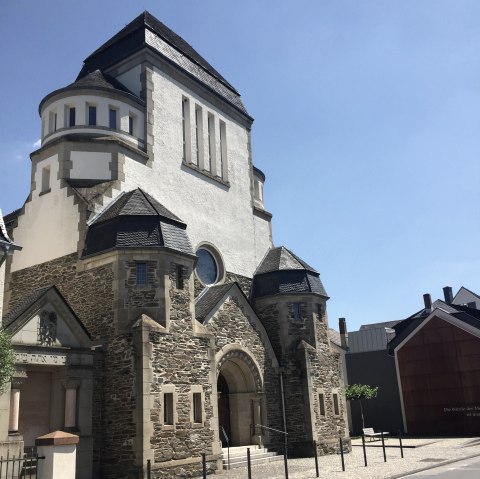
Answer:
xmin=217 ymin=349 xmax=263 ymax=447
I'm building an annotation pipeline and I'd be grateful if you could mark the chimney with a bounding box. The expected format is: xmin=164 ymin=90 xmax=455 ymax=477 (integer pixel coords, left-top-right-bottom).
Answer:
xmin=339 ymin=317 xmax=348 ymax=349
xmin=423 ymin=293 xmax=432 ymax=312
xmin=443 ymin=286 xmax=453 ymax=304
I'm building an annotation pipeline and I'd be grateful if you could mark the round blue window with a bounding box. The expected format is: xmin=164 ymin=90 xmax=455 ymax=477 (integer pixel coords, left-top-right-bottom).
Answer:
xmin=196 ymin=248 xmax=218 ymax=285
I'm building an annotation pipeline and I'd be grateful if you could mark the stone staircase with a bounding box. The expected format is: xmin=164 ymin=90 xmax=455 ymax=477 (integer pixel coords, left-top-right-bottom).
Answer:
xmin=222 ymin=445 xmax=283 ymax=469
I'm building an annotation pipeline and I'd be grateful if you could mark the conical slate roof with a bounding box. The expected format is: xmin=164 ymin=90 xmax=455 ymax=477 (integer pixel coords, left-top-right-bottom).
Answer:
xmin=255 ymin=246 xmax=318 ymax=275
xmin=251 ymin=246 xmax=327 ymax=299
xmin=67 ymin=70 xmax=136 ymax=95
xmin=92 ymin=189 xmax=183 ymax=225
xmin=83 ymin=189 xmax=193 ymax=257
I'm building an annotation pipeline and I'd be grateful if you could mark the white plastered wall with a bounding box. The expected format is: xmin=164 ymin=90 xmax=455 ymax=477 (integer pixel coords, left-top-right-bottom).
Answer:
xmin=116 ymin=65 xmax=142 ymax=97
xmin=121 ymin=67 xmax=272 ymax=277
xmin=70 ymin=151 xmax=111 ymax=180
xmin=10 ymin=155 xmax=80 ymax=272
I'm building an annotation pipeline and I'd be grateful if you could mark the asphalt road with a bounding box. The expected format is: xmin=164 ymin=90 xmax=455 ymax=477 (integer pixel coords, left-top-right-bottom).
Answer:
xmin=400 ymin=457 xmax=480 ymax=478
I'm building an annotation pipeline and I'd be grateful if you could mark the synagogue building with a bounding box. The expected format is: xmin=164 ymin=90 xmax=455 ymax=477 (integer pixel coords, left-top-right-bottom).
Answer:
xmin=0 ymin=12 xmax=348 ymax=478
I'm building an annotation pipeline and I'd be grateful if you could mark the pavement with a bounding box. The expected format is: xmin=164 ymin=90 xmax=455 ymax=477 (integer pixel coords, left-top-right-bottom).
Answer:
xmin=217 ymin=437 xmax=480 ymax=478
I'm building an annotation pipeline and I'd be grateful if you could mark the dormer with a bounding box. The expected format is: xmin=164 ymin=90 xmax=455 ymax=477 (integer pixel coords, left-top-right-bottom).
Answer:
xmin=39 ymin=70 xmax=145 ymax=150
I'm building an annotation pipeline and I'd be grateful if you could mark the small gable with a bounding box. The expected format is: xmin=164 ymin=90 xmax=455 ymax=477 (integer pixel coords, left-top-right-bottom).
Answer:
xmin=4 ymin=286 xmax=91 ymax=350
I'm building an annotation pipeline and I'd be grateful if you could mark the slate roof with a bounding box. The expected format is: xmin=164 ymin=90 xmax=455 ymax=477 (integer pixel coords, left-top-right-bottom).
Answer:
xmin=39 ymin=70 xmax=143 ymax=112
xmin=195 ymin=283 xmax=234 ymax=322
xmin=251 ymin=246 xmax=327 ymax=299
xmin=83 ymin=189 xmax=193 ymax=257
xmin=2 ymin=285 xmax=54 ymax=326
xmin=76 ymin=11 xmax=249 ymax=118
xmin=92 ymin=189 xmax=182 ymax=225
xmin=255 ymin=246 xmax=318 ymax=275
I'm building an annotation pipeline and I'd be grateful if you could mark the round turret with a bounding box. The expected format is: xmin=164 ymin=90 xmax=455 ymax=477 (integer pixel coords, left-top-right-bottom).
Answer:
xmin=38 ymin=70 xmax=145 ymax=149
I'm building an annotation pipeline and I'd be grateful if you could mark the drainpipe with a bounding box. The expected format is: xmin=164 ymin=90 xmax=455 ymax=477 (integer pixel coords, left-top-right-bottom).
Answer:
xmin=279 ymin=368 xmax=288 ymax=449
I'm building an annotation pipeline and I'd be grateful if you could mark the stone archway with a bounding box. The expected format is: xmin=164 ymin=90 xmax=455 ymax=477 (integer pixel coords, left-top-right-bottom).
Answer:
xmin=217 ymin=348 xmax=264 ymax=447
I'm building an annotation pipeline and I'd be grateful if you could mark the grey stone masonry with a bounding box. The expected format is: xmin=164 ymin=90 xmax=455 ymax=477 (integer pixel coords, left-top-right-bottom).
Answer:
xmin=147 ymin=262 xmax=218 ymax=478
xmin=255 ymin=294 xmax=349 ymax=456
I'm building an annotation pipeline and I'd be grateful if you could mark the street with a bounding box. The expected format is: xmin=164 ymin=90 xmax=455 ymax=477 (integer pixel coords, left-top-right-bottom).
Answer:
xmin=400 ymin=457 xmax=480 ymax=478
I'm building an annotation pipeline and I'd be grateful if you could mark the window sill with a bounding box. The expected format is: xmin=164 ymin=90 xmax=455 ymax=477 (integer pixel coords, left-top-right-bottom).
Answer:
xmin=162 ymin=424 xmax=175 ymax=431
xmin=39 ymin=188 xmax=51 ymax=196
xmin=183 ymin=161 xmax=230 ymax=188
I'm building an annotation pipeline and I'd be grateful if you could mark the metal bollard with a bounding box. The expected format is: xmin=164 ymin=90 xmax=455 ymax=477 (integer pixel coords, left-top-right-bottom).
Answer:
xmin=361 ymin=434 xmax=368 ymax=467
xmin=202 ymin=452 xmax=207 ymax=478
xmin=398 ymin=429 xmax=404 ymax=459
xmin=313 ymin=440 xmax=319 ymax=477
xmin=284 ymin=444 xmax=289 ymax=479
xmin=339 ymin=437 xmax=345 ymax=472
xmin=381 ymin=432 xmax=387 ymax=462
xmin=247 ymin=447 xmax=252 ymax=479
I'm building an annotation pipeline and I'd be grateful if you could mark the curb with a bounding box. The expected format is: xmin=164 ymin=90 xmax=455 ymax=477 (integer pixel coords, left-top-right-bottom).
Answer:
xmin=387 ymin=452 xmax=480 ymax=478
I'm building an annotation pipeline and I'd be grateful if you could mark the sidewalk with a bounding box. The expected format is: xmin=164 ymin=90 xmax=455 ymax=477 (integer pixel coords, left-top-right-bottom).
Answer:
xmin=218 ymin=437 xmax=480 ymax=478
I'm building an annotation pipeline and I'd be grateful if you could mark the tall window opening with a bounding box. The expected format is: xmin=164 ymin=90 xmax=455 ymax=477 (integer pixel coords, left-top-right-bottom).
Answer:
xmin=194 ymin=105 xmax=203 ymax=166
xmin=182 ymin=98 xmax=191 ymax=162
xmin=333 ymin=393 xmax=340 ymax=416
xmin=219 ymin=120 xmax=227 ymax=179
xmin=49 ymin=111 xmax=57 ymax=133
xmin=136 ymin=262 xmax=147 ymax=286
xmin=109 ymin=108 xmax=117 ymax=129
xmin=68 ymin=107 xmax=76 ymax=127
xmin=88 ymin=105 xmax=97 ymax=126
xmin=41 ymin=166 xmax=51 ymax=193
xmin=292 ymin=303 xmax=301 ymax=321
xmin=193 ymin=393 xmax=202 ymax=423
xmin=319 ymin=393 xmax=326 ymax=416
xmin=164 ymin=393 xmax=174 ymax=425
xmin=207 ymin=113 xmax=215 ymax=172
xmin=128 ymin=114 xmax=136 ymax=136
xmin=176 ymin=264 xmax=184 ymax=290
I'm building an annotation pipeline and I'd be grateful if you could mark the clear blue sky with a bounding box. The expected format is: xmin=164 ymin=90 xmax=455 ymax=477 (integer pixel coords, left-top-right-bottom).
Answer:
xmin=1 ymin=1 xmax=480 ymax=331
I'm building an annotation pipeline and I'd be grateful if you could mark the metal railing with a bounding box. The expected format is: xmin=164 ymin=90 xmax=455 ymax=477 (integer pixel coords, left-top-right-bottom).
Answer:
xmin=0 ymin=450 xmax=44 ymax=479
xmin=221 ymin=426 xmax=230 ymax=470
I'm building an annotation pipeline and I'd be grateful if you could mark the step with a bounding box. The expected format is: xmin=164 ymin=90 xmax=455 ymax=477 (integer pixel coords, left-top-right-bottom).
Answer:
xmin=223 ymin=446 xmax=267 ymax=458
xmin=222 ymin=446 xmax=283 ymax=469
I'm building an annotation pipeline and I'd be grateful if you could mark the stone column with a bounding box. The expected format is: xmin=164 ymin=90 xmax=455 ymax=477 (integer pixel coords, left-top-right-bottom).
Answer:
xmin=8 ymin=376 xmax=26 ymax=434
xmin=63 ymin=378 xmax=81 ymax=431
xmin=252 ymin=394 xmax=264 ymax=447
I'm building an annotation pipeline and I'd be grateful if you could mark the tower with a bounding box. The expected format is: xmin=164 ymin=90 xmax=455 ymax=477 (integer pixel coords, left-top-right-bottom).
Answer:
xmin=252 ymin=247 xmax=349 ymax=454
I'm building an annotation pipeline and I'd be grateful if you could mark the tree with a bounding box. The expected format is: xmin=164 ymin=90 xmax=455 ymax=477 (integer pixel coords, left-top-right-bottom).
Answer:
xmin=0 ymin=329 xmax=15 ymax=394
xmin=345 ymin=383 xmax=379 ymax=430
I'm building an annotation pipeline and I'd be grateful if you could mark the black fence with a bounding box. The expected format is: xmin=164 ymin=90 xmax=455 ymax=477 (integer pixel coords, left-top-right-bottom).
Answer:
xmin=0 ymin=450 xmax=44 ymax=479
